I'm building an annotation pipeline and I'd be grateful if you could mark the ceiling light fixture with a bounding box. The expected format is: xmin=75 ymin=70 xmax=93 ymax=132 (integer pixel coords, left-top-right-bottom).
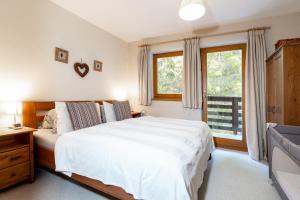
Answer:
xmin=179 ymin=0 xmax=206 ymax=21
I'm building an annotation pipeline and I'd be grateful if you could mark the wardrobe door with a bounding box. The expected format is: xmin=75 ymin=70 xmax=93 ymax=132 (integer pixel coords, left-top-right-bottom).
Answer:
xmin=273 ymin=51 xmax=284 ymax=124
xmin=266 ymin=59 xmax=276 ymax=123
xmin=284 ymin=45 xmax=300 ymax=125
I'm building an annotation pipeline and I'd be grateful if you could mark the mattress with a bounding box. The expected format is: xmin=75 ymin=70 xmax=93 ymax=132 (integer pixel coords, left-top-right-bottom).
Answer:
xmin=33 ymin=129 xmax=59 ymax=150
xmin=55 ymin=116 xmax=213 ymax=200
xmin=276 ymin=171 xmax=300 ymax=200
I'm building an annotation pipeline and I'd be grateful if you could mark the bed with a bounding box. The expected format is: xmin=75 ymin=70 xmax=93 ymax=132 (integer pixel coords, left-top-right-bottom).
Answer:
xmin=23 ymin=101 xmax=213 ymax=200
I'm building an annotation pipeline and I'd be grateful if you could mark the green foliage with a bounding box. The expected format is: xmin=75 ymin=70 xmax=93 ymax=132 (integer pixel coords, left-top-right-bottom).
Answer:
xmin=156 ymin=50 xmax=242 ymax=98
xmin=157 ymin=56 xmax=183 ymax=94
xmin=207 ymin=50 xmax=242 ymax=97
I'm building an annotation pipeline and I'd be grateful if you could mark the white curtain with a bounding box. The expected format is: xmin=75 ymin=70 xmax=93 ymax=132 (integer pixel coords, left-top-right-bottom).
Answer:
xmin=246 ymin=30 xmax=267 ymax=161
xmin=182 ymin=38 xmax=202 ymax=109
xmin=138 ymin=46 xmax=152 ymax=106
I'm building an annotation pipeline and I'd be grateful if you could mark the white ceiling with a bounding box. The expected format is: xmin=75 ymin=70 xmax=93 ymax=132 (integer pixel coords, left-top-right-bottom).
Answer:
xmin=50 ymin=0 xmax=300 ymax=42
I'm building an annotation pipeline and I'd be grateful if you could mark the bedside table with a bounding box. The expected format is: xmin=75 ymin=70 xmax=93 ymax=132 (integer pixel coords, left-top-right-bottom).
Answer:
xmin=0 ymin=127 xmax=36 ymax=190
xmin=131 ymin=111 xmax=142 ymax=118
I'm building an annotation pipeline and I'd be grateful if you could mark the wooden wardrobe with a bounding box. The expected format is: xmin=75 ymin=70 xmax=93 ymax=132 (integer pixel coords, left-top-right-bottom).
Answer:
xmin=266 ymin=40 xmax=300 ymax=125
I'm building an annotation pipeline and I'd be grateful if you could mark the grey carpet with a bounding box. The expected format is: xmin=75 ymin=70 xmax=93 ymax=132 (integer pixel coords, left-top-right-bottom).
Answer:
xmin=0 ymin=149 xmax=280 ymax=200
xmin=198 ymin=149 xmax=280 ymax=200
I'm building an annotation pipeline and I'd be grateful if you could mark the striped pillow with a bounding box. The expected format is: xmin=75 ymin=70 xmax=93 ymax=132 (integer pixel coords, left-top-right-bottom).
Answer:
xmin=66 ymin=102 xmax=101 ymax=130
xmin=113 ymin=100 xmax=132 ymax=121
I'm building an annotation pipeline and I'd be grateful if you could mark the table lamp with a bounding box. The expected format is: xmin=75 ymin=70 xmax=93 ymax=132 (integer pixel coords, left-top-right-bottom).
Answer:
xmin=5 ymin=101 xmax=22 ymax=129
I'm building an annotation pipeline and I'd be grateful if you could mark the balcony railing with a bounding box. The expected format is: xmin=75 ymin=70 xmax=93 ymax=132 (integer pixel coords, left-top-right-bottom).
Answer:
xmin=207 ymin=96 xmax=242 ymax=135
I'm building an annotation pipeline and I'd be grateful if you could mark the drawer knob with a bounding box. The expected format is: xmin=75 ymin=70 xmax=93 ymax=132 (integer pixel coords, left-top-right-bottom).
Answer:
xmin=10 ymin=173 xmax=16 ymax=178
xmin=10 ymin=156 xmax=22 ymax=162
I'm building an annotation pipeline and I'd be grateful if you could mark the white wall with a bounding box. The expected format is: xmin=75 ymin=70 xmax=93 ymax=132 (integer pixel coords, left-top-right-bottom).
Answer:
xmin=0 ymin=0 xmax=129 ymax=127
xmin=1 ymin=0 xmax=300 ymax=125
xmin=0 ymin=0 xmax=128 ymax=102
xmin=127 ymin=12 xmax=300 ymax=120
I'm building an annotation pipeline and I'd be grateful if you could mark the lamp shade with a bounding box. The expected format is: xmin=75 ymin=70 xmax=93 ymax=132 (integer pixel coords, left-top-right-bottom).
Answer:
xmin=5 ymin=101 xmax=22 ymax=115
xmin=179 ymin=0 xmax=206 ymax=21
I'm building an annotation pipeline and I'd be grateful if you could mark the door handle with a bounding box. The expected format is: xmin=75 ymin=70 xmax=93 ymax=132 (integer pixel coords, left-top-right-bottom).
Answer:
xmin=271 ymin=106 xmax=276 ymax=114
xmin=203 ymin=92 xmax=207 ymax=101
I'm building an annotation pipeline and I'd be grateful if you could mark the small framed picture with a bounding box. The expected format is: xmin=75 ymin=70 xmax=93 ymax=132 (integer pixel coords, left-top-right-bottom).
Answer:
xmin=94 ymin=60 xmax=103 ymax=72
xmin=55 ymin=47 xmax=69 ymax=63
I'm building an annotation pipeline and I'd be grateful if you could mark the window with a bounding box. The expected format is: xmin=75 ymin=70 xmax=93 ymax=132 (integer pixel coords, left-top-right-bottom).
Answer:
xmin=153 ymin=51 xmax=183 ymax=101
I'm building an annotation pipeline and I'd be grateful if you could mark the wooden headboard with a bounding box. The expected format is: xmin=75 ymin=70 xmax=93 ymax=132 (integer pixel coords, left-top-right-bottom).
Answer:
xmin=22 ymin=100 xmax=113 ymax=128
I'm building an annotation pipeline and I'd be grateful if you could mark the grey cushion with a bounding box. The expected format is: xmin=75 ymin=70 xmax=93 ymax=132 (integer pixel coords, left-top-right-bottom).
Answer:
xmin=113 ymin=100 xmax=132 ymax=121
xmin=66 ymin=102 xmax=101 ymax=130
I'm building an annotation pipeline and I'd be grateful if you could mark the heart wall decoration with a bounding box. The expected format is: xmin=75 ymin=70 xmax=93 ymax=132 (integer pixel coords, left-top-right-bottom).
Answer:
xmin=74 ymin=62 xmax=89 ymax=78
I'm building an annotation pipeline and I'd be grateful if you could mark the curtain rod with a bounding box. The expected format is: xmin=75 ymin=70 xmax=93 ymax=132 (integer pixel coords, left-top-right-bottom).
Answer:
xmin=138 ymin=26 xmax=271 ymax=47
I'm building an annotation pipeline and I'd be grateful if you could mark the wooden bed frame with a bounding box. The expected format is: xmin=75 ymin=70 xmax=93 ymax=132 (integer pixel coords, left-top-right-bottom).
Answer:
xmin=22 ymin=101 xmax=135 ymax=200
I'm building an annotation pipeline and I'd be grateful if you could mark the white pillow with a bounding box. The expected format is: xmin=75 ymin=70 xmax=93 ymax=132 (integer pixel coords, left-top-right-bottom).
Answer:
xmin=95 ymin=103 xmax=102 ymax=123
xmin=55 ymin=102 xmax=74 ymax=135
xmin=102 ymin=101 xmax=116 ymax=122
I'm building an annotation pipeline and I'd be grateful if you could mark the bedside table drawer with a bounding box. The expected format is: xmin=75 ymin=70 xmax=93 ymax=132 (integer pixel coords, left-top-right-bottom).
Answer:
xmin=0 ymin=147 xmax=29 ymax=170
xmin=0 ymin=162 xmax=30 ymax=189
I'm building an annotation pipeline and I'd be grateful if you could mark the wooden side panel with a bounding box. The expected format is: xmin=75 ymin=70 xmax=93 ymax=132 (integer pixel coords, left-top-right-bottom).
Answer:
xmin=22 ymin=102 xmax=37 ymax=128
xmin=29 ymin=131 xmax=34 ymax=182
xmin=72 ymin=174 xmax=135 ymax=200
xmin=283 ymin=44 xmax=300 ymax=125
xmin=35 ymin=145 xmax=56 ymax=170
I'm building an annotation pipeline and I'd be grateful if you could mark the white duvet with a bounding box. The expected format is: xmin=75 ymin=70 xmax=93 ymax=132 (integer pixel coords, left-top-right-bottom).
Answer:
xmin=55 ymin=116 xmax=212 ymax=200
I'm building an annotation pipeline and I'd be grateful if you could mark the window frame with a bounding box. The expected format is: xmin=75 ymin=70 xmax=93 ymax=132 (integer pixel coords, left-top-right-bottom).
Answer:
xmin=153 ymin=51 xmax=183 ymax=101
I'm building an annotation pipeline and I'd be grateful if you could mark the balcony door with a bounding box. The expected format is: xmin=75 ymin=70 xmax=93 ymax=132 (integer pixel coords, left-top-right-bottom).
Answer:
xmin=201 ymin=44 xmax=247 ymax=151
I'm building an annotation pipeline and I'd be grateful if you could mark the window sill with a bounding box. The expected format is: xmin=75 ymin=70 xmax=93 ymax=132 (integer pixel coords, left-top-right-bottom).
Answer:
xmin=152 ymin=97 xmax=182 ymax=102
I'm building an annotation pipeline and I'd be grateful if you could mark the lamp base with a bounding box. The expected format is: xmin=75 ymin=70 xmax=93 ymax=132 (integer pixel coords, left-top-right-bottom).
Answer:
xmin=9 ymin=123 xmax=22 ymax=130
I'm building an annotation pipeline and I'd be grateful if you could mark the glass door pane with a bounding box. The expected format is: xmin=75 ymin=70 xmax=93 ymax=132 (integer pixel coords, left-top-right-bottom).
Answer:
xmin=206 ymin=48 xmax=243 ymax=140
